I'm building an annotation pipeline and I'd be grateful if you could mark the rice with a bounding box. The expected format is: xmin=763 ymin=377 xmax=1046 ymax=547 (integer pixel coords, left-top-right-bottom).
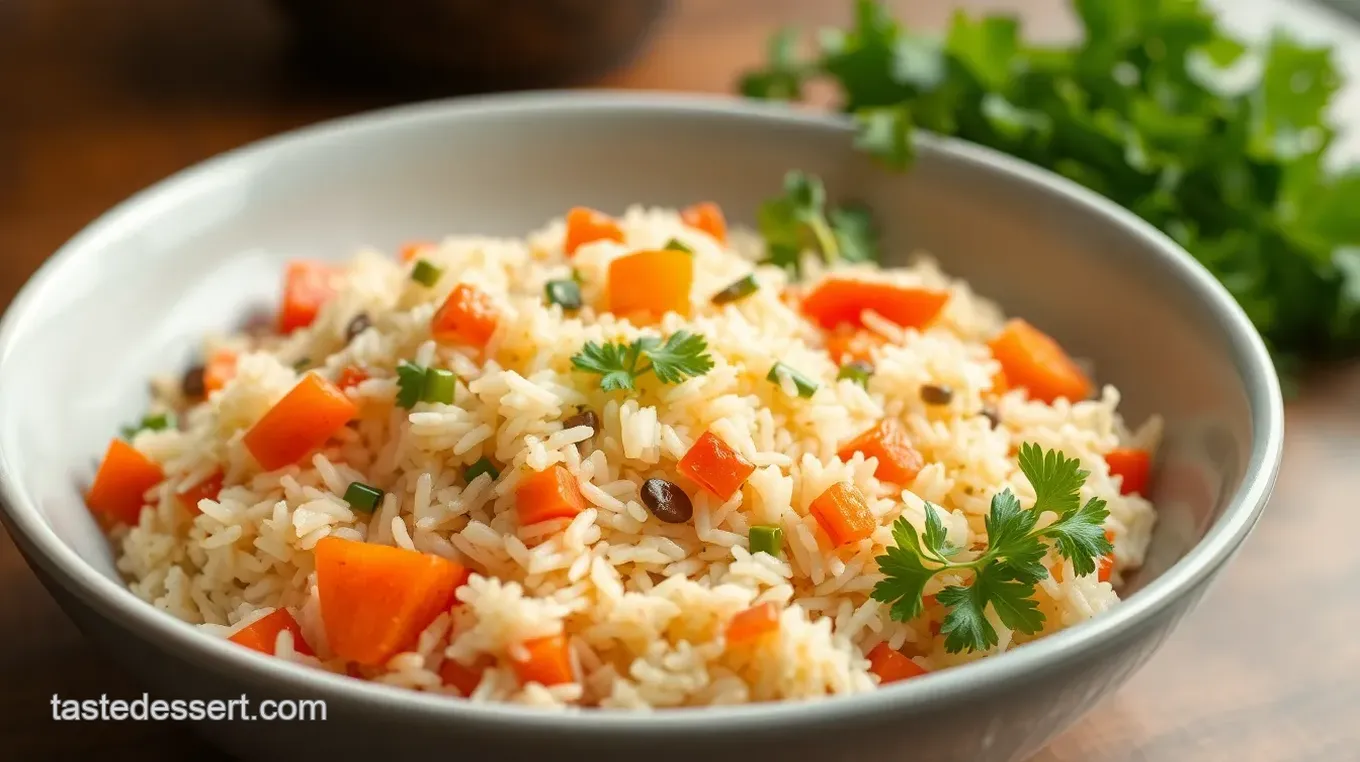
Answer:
xmin=107 ymin=204 xmax=1159 ymax=708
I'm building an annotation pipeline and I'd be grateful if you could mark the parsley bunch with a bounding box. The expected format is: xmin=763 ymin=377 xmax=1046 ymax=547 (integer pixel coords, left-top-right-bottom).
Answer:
xmin=871 ymin=443 xmax=1111 ymax=654
xmin=570 ymin=331 xmax=715 ymax=392
xmin=741 ymin=0 xmax=1360 ymax=384
xmin=759 ymin=170 xmax=879 ymax=277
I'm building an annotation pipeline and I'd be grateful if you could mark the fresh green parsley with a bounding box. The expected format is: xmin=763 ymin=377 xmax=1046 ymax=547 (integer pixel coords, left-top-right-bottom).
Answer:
xmin=570 ymin=331 xmax=715 ymax=392
xmin=870 ymin=443 xmax=1112 ymax=654
xmin=758 ymin=170 xmax=879 ymax=277
xmin=121 ymin=412 xmax=174 ymax=440
xmin=740 ymin=0 xmax=1360 ymax=383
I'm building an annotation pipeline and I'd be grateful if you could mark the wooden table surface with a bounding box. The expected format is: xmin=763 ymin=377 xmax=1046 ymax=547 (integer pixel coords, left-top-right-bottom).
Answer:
xmin=2 ymin=1 xmax=1358 ymax=760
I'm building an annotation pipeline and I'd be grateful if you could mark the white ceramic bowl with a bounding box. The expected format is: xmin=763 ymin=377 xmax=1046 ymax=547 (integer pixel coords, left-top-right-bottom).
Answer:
xmin=0 ymin=93 xmax=1283 ymax=762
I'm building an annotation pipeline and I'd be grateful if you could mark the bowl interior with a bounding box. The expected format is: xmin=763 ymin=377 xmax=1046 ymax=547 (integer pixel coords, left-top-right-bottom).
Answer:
xmin=0 ymin=94 xmax=1265 ymax=650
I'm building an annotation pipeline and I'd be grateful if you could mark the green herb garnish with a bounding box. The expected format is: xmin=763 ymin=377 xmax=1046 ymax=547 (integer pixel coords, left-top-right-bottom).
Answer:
xmin=758 ymin=171 xmax=879 ymax=277
xmin=121 ymin=412 xmax=174 ymax=440
xmin=422 ymin=368 xmax=456 ymax=405
xmin=343 ymin=481 xmax=384 ymax=512
xmin=664 ymin=237 xmax=695 ymax=254
xmin=837 ymin=360 xmax=874 ymax=388
xmin=871 ymin=443 xmax=1112 ymax=654
xmin=711 ymin=273 xmax=760 ymax=305
xmin=395 ymin=361 xmax=428 ymax=409
xmin=545 ymin=279 xmax=583 ymax=311
xmin=411 ymin=259 xmax=444 ymax=288
xmin=741 ymin=0 xmax=1360 ymax=381
xmin=293 ymin=357 xmax=311 ymax=372
xmin=766 ymin=361 xmax=819 ymax=398
xmin=749 ymin=525 xmax=784 ymax=557
xmin=464 ymin=457 xmax=501 ymax=483
xmin=571 ymin=331 xmax=715 ymax=392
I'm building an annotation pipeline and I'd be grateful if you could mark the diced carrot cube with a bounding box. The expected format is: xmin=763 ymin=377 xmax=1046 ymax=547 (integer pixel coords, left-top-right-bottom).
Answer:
xmin=279 ymin=260 xmax=339 ymax=334
xmin=802 ymin=277 xmax=949 ymax=330
xmin=681 ymin=202 xmax=727 ymax=243
xmin=178 ymin=470 xmax=224 ymax=515
xmin=399 ymin=241 xmax=434 ymax=263
xmin=510 ymin=634 xmax=575 ymax=687
xmin=988 ymin=318 xmax=1092 ymax=404
xmin=867 ymin=643 xmax=927 ymax=684
xmin=86 ymin=439 xmax=165 ymax=525
xmin=229 ymin=609 xmax=314 ymax=657
xmin=1098 ymin=529 xmax=1116 ymax=583
xmin=439 ymin=657 xmax=491 ymax=697
xmin=337 ymin=366 xmax=370 ymax=391
xmin=564 ymin=207 xmax=624 ymax=256
xmin=726 ymin=602 xmax=780 ymax=646
xmin=607 ymin=249 xmax=693 ymax=318
xmin=677 ymin=430 xmax=756 ymax=502
xmin=838 ymin=420 xmax=925 ymax=485
xmin=809 ymin=482 xmax=876 ymax=547
xmin=431 ymin=283 xmax=498 ymax=348
xmin=204 ymin=350 xmax=238 ymax=395
xmin=1105 ymin=448 xmax=1152 ymax=496
xmin=515 ymin=465 xmax=587 ymax=526
xmin=244 ymin=374 xmax=358 ymax=471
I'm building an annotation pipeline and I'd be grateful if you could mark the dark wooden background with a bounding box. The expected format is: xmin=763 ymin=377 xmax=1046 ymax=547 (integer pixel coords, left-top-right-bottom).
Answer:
xmin=2 ymin=1 xmax=1358 ymax=760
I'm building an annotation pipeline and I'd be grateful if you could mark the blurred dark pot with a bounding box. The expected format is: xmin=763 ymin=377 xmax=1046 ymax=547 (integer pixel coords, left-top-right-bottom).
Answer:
xmin=274 ymin=0 xmax=670 ymax=92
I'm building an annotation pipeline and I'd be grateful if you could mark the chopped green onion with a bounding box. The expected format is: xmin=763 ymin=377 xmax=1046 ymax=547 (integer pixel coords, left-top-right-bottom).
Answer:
xmin=395 ymin=361 xmax=427 ymax=409
xmin=343 ymin=481 xmax=384 ymax=512
xmin=711 ymin=273 xmax=759 ymax=305
xmin=571 ymin=268 xmax=585 ymax=284
xmin=545 ymin=279 xmax=583 ymax=311
xmin=837 ymin=360 xmax=874 ymax=389
xmin=410 ymin=259 xmax=444 ymax=288
xmin=766 ymin=361 xmax=818 ymax=398
xmin=121 ymin=412 xmax=175 ymax=439
xmin=464 ymin=457 xmax=500 ymax=483
xmin=422 ymin=368 xmax=457 ymax=405
xmin=749 ymin=525 xmax=784 ymax=557
xmin=293 ymin=357 xmax=311 ymax=372
xmin=664 ymin=237 xmax=694 ymax=254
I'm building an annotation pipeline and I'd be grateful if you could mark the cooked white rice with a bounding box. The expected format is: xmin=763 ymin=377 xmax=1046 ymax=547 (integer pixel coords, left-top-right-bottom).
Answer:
xmin=109 ymin=205 xmax=1159 ymax=708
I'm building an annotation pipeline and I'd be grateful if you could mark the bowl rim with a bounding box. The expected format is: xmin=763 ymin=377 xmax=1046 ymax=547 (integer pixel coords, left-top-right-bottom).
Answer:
xmin=0 ymin=90 xmax=1283 ymax=734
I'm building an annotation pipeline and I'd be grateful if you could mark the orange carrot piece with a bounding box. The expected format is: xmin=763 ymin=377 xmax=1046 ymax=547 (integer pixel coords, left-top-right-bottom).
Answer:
xmin=838 ymin=420 xmax=925 ymax=485
xmin=564 ymin=207 xmax=624 ymax=256
xmin=278 ymin=260 xmax=339 ymax=334
xmin=515 ymin=465 xmax=587 ymax=526
xmin=431 ymin=283 xmax=499 ymax=348
xmin=809 ymin=482 xmax=876 ymax=547
xmin=677 ymin=430 xmax=756 ymax=502
xmin=244 ymin=374 xmax=358 ymax=471
xmin=726 ymin=602 xmax=780 ymax=645
xmin=607 ymin=249 xmax=693 ymax=318
xmin=203 ymin=350 xmax=238 ymax=395
xmin=229 ymin=609 xmax=314 ymax=657
xmin=825 ymin=330 xmax=883 ymax=364
xmin=1098 ymin=529 xmax=1116 ymax=583
xmin=399 ymin=241 xmax=434 ymax=263
xmin=987 ymin=318 xmax=1092 ymax=404
xmin=867 ymin=643 xmax=928 ymax=684
xmin=801 ymin=277 xmax=950 ymax=331
xmin=86 ymin=439 xmax=164 ymax=525
xmin=314 ymin=536 xmax=470 ymax=667
xmin=989 ymin=368 xmax=1009 ymax=397
xmin=337 ymin=366 xmax=370 ymax=391
xmin=510 ymin=634 xmax=575 ymax=687
xmin=1105 ymin=448 xmax=1152 ymax=496
xmin=439 ymin=657 xmax=490 ymax=697
xmin=178 ymin=470 xmax=224 ymax=515
xmin=681 ymin=202 xmax=727 ymax=243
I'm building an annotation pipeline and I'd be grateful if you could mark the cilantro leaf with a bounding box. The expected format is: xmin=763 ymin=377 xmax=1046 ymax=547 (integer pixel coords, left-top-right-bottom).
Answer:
xmin=571 ymin=332 xmax=714 ymax=392
xmin=868 ymin=443 xmax=1116 ymax=653
xmin=737 ymin=0 xmax=1360 ymax=383
xmin=1047 ymin=496 xmax=1113 ymax=577
xmin=640 ymin=330 xmax=715 ymax=384
xmin=757 ymin=170 xmax=881 ymax=277
xmin=395 ymin=361 xmax=428 ymax=409
xmin=920 ymin=502 xmax=960 ymax=561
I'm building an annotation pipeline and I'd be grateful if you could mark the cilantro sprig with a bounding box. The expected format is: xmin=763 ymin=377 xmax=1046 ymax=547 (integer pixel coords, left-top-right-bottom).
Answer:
xmin=570 ymin=331 xmax=715 ymax=392
xmin=741 ymin=0 xmax=1360 ymax=385
xmin=871 ymin=443 xmax=1112 ymax=654
xmin=758 ymin=170 xmax=879 ymax=277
